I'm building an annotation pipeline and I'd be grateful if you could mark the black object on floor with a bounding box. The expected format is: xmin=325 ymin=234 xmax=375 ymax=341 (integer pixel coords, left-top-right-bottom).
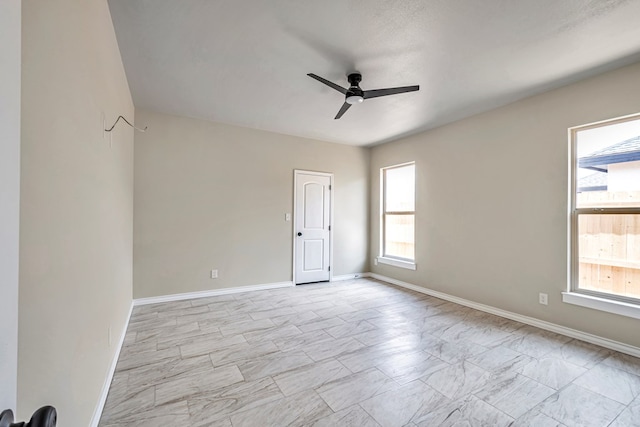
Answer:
xmin=0 ymin=406 xmax=57 ymax=427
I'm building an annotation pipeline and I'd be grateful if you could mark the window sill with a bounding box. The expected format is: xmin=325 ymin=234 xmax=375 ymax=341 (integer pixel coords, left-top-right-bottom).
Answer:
xmin=562 ymin=291 xmax=640 ymax=320
xmin=377 ymin=257 xmax=416 ymax=270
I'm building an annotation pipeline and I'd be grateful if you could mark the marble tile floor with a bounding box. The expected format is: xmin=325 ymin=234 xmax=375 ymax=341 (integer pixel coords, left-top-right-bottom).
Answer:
xmin=99 ymin=278 xmax=640 ymax=426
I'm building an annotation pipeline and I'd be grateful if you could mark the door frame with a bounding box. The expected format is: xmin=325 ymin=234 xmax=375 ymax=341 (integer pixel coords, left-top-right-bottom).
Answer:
xmin=292 ymin=169 xmax=334 ymax=285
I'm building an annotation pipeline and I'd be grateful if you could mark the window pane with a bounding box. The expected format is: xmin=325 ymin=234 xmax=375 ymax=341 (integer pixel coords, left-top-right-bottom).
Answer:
xmin=576 ymin=118 xmax=640 ymax=208
xmin=385 ymin=214 xmax=415 ymax=260
xmin=385 ymin=164 xmax=415 ymax=212
xmin=577 ymin=213 xmax=640 ymax=299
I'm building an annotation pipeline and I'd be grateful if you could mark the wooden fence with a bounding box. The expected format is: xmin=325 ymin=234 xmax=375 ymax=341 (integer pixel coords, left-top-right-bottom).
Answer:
xmin=577 ymin=191 xmax=640 ymax=298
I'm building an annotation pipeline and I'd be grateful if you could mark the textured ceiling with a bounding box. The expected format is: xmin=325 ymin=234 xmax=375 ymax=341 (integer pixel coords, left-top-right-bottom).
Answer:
xmin=108 ymin=0 xmax=640 ymax=146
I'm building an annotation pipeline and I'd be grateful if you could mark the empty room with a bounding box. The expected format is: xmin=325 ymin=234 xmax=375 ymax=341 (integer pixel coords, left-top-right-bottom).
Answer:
xmin=3 ymin=0 xmax=640 ymax=426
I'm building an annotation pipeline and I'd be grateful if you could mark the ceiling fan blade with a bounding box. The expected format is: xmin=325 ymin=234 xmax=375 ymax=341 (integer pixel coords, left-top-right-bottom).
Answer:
xmin=363 ymin=85 xmax=419 ymax=99
xmin=334 ymin=102 xmax=351 ymax=119
xmin=308 ymin=73 xmax=348 ymax=95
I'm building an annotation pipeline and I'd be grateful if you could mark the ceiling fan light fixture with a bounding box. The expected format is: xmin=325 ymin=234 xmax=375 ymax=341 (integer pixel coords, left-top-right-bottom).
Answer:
xmin=346 ymin=95 xmax=364 ymax=104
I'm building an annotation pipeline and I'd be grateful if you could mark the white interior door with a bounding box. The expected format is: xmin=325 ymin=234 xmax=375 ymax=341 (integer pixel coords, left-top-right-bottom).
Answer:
xmin=294 ymin=171 xmax=331 ymax=284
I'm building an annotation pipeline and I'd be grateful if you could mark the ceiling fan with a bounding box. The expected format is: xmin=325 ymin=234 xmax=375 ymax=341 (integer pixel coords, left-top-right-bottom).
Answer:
xmin=307 ymin=72 xmax=419 ymax=119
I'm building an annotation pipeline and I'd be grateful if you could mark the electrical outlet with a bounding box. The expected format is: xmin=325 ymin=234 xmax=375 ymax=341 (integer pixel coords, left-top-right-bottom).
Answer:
xmin=285 ymin=213 xmax=291 ymax=221
xmin=539 ymin=293 xmax=548 ymax=305
xmin=374 ymin=258 xmax=378 ymax=266
xmin=211 ymin=269 xmax=218 ymax=279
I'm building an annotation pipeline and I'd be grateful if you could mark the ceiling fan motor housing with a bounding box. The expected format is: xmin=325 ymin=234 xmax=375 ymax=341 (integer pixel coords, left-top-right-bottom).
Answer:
xmin=346 ymin=73 xmax=364 ymax=103
xmin=347 ymin=73 xmax=362 ymax=86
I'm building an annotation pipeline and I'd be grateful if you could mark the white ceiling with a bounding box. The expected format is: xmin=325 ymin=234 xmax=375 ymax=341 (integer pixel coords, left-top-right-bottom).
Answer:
xmin=108 ymin=0 xmax=640 ymax=146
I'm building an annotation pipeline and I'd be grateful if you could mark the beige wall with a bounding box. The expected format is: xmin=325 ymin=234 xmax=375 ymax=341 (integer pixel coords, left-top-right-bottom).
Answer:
xmin=134 ymin=109 xmax=369 ymax=298
xmin=370 ymin=61 xmax=640 ymax=348
xmin=20 ymin=1 xmax=133 ymax=425
xmin=0 ymin=0 xmax=21 ymax=412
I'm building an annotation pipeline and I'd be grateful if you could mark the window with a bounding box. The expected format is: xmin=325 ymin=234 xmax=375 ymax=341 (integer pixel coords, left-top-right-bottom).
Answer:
xmin=566 ymin=114 xmax=640 ymax=318
xmin=379 ymin=162 xmax=416 ymax=270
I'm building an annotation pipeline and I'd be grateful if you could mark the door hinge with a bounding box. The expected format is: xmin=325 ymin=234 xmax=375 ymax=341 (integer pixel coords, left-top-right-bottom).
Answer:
xmin=328 ymin=266 xmax=331 ymax=272
xmin=328 ymin=225 xmax=331 ymax=231
xmin=329 ymin=185 xmax=332 ymax=190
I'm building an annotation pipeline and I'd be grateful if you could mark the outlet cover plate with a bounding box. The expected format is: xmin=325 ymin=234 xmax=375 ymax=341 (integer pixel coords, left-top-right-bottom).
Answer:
xmin=539 ymin=293 xmax=548 ymax=305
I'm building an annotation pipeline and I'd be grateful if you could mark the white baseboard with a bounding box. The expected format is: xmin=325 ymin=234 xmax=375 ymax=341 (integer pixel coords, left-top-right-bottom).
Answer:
xmin=331 ymin=273 xmax=370 ymax=282
xmin=369 ymin=273 xmax=640 ymax=359
xmin=133 ymin=281 xmax=295 ymax=306
xmin=90 ymin=302 xmax=133 ymax=427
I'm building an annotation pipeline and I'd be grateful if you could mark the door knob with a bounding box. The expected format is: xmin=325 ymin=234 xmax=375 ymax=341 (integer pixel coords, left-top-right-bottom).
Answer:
xmin=0 ymin=406 xmax=57 ymax=427
xmin=297 ymin=232 xmax=302 ymax=236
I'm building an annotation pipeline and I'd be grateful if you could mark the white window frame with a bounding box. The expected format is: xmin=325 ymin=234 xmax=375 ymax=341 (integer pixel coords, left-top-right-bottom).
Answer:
xmin=563 ymin=113 xmax=640 ymax=319
xmin=377 ymin=162 xmax=416 ymax=270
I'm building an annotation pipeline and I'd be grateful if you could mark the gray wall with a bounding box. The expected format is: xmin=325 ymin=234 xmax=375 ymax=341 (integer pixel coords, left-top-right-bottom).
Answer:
xmin=0 ymin=0 xmax=21 ymax=412
xmin=19 ymin=0 xmax=134 ymax=424
xmin=370 ymin=61 xmax=640 ymax=348
xmin=134 ymin=109 xmax=370 ymax=298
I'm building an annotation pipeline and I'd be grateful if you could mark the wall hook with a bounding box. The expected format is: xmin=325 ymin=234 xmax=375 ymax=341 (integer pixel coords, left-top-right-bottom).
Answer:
xmin=104 ymin=115 xmax=147 ymax=133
